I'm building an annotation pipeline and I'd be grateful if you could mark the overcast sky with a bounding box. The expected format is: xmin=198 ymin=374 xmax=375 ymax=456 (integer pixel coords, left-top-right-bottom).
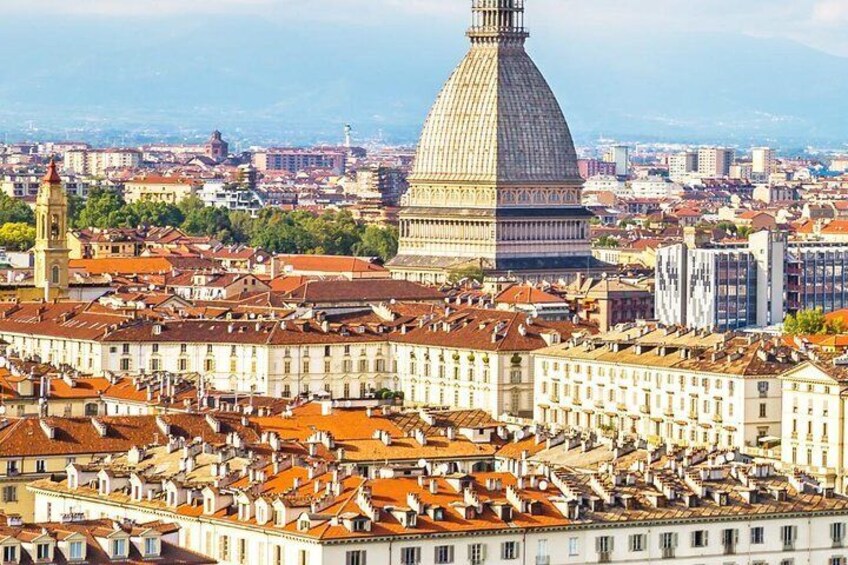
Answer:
xmin=4 ymin=0 xmax=848 ymax=57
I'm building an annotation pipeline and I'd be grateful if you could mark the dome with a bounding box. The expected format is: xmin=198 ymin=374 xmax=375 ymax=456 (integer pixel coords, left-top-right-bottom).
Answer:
xmin=410 ymin=5 xmax=580 ymax=185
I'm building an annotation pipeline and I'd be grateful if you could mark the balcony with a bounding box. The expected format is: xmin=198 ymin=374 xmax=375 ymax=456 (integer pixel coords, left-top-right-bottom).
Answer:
xmin=783 ymin=541 xmax=795 ymax=552
xmin=536 ymin=557 xmax=551 ymax=565
xmin=639 ymin=405 xmax=651 ymax=414
xmin=723 ymin=543 xmax=736 ymax=555
xmin=598 ymin=552 xmax=611 ymax=564
xmin=662 ymin=548 xmax=675 ymax=559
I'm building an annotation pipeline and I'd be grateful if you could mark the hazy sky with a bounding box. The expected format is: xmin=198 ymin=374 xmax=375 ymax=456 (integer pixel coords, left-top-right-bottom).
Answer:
xmin=1 ymin=0 xmax=846 ymax=146
xmin=5 ymin=0 xmax=848 ymax=57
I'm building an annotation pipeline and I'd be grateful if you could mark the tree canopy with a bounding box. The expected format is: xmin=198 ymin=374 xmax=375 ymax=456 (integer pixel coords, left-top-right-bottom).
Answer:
xmin=19 ymin=187 xmax=399 ymax=261
xmin=784 ymin=308 xmax=845 ymax=335
xmin=0 ymin=222 xmax=36 ymax=251
xmin=0 ymin=193 xmax=35 ymax=225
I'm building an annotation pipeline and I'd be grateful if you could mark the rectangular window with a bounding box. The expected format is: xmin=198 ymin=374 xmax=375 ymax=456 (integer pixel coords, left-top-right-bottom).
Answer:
xmin=400 ymin=547 xmax=421 ymax=565
xmin=37 ymin=544 xmax=50 ymax=560
xmin=628 ymin=534 xmax=645 ymax=552
xmin=751 ymin=526 xmax=764 ymax=544
xmin=568 ymin=537 xmax=579 ymax=556
xmin=691 ymin=530 xmax=708 ymax=548
xmin=759 ymin=403 xmax=767 ymax=418
xmin=659 ymin=532 xmax=677 ymax=558
xmin=468 ymin=543 xmax=485 ymax=565
xmin=238 ymin=538 xmax=247 ymax=564
xmin=781 ymin=525 xmax=797 ymax=550
xmin=219 ymin=536 xmax=230 ymax=561
xmin=346 ymin=550 xmax=366 ymax=565
xmin=833 ymin=523 xmax=846 ymax=546
xmin=2 ymin=485 xmax=17 ymax=502
xmin=434 ymin=545 xmax=454 ymax=564
xmin=595 ymin=535 xmax=613 ymax=558
xmin=501 ymin=541 xmax=519 ymax=560
xmin=144 ymin=538 xmax=158 ymax=556
xmin=69 ymin=541 xmax=83 ymax=560
xmin=3 ymin=546 xmax=17 ymax=563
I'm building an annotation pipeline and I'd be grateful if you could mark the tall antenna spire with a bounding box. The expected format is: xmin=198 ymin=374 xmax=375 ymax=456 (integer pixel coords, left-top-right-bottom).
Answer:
xmin=467 ymin=0 xmax=528 ymax=44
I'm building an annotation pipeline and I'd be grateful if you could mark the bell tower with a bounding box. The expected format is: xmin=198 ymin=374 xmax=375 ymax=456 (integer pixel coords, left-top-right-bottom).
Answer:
xmin=33 ymin=159 xmax=70 ymax=298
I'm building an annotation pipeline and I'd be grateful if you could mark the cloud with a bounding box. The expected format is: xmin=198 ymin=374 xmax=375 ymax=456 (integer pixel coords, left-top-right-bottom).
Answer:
xmin=813 ymin=0 xmax=848 ymax=24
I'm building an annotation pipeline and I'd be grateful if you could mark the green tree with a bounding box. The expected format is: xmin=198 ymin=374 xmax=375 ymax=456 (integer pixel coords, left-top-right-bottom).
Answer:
xmin=128 ymin=200 xmax=184 ymax=227
xmin=75 ymin=188 xmax=136 ymax=229
xmin=784 ymin=308 xmax=828 ymax=335
xmin=66 ymin=193 xmax=85 ymax=228
xmin=716 ymin=220 xmax=738 ymax=234
xmin=0 ymin=193 xmax=35 ymax=225
xmin=228 ymin=211 xmax=255 ymax=244
xmin=181 ymin=205 xmax=233 ymax=242
xmin=355 ymin=224 xmax=399 ymax=262
xmin=250 ymin=210 xmax=317 ymax=253
xmin=736 ymin=225 xmax=755 ymax=238
xmin=594 ymin=235 xmax=620 ymax=248
xmin=0 ymin=222 xmax=36 ymax=251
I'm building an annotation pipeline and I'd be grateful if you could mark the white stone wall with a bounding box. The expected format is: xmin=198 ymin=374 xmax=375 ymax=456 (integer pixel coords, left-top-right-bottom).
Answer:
xmin=533 ymin=355 xmax=781 ymax=450
xmin=32 ymin=488 xmax=848 ymax=565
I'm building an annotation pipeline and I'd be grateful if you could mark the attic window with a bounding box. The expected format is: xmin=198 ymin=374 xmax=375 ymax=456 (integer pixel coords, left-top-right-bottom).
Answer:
xmin=351 ymin=518 xmax=368 ymax=532
xmin=112 ymin=538 xmax=128 ymax=559
xmin=143 ymin=537 xmax=160 ymax=557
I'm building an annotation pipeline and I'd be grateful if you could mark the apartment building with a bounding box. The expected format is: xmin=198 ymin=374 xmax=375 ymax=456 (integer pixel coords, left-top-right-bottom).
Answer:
xmin=391 ymin=309 xmax=575 ymax=418
xmin=779 ymin=355 xmax=848 ymax=493
xmin=698 ymin=147 xmax=735 ymax=178
xmin=123 ymin=175 xmax=200 ymax=204
xmin=30 ymin=436 xmax=848 ymax=565
xmin=657 ymin=231 xmax=848 ymax=330
xmin=0 ymin=516 xmax=214 ymax=565
xmin=63 ymin=149 xmax=141 ymax=176
xmin=533 ymin=324 xmax=792 ymax=451
xmin=0 ymin=412 xmax=256 ymax=519
xmin=253 ymin=149 xmax=346 ymax=175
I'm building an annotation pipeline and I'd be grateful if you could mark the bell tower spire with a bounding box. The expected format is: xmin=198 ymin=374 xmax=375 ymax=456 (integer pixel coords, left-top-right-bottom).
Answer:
xmin=467 ymin=0 xmax=528 ymax=44
xmin=33 ymin=158 xmax=70 ymax=298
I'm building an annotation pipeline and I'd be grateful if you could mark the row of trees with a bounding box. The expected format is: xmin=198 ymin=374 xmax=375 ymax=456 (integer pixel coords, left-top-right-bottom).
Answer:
xmin=0 ymin=189 xmax=399 ymax=262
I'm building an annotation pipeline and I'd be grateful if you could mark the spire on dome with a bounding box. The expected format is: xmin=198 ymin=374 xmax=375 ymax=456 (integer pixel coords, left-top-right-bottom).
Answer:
xmin=467 ymin=0 xmax=528 ymax=44
xmin=43 ymin=158 xmax=61 ymax=184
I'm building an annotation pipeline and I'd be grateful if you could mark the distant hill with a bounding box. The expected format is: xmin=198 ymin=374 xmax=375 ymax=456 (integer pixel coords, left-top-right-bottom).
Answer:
xmin=0 ymin=14 xmax=845 ymax=147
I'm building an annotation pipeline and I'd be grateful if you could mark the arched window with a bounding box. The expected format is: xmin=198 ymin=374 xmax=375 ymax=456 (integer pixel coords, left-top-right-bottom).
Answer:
xmin=51 ymin=265 xmax=60 ymax=285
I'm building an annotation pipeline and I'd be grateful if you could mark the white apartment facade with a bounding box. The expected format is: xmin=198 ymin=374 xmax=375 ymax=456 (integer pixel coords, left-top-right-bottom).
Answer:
xmin=31 ymin=462 xmax=848 ymax=565
xmin=533 ymin=325 xmax=790 ymax=451
xmin=779 ymin=358 xmax=848 ymax=492
xmin=63 ymin=149 xmax=141 ymax=176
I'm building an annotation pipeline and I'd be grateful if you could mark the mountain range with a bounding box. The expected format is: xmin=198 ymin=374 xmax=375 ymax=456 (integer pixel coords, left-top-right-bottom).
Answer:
xmin=0 ymin=13 xmax=846 ymax=149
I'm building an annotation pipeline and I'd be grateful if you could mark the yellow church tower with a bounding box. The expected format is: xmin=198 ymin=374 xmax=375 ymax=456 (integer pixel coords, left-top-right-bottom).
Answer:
xmin=33 ymin=159 xmax=70 ymax=298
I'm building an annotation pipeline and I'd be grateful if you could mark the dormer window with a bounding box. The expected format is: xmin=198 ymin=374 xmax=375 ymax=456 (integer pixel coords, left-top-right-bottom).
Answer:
xmin=298 ymin=518 xmax=310 ymax=531
xmin=112 ymin=538 xmax=127 ymax=559
xmin=36 ymin=543 xmax=51 ymax=562
xmin=3 ymin=545 xmax=18 ymax=564
xmin=204 ymin=498 xmax=213 ymax=515
xmin=68 ymin=541 xmax=84 ymax=561
xmin=143 ymin=537 xmax=160 ymax=557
